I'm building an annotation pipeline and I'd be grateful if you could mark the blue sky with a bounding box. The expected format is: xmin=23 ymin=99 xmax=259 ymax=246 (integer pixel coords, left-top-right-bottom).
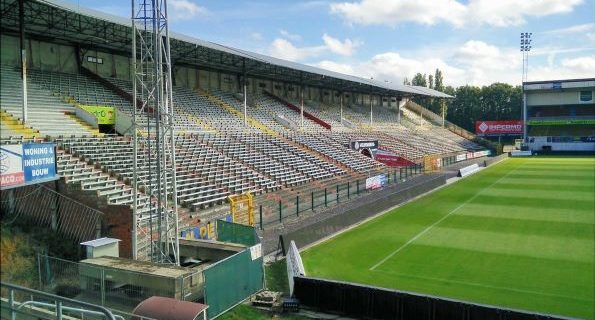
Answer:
xmin=74 ymin=0 xmax=594 ymax=87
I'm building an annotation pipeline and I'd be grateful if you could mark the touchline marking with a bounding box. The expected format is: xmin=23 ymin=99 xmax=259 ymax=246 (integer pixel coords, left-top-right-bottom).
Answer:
xmin=369 ymin=162 xmax=526 ymax=271
xmin=372 ymin=269 xmax=591 ymax=303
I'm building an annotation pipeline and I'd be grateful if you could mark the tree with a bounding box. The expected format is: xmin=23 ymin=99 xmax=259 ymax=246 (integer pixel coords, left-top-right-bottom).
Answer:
xmin=434 ymin=69 xmax=444 ymax=91
xmin=403 ymin=77 xmax=411 ymax=85
xmin=411 ymin=73 xmax=427 ymax=87
xmin=428 ymin=74 xmax=434 ymax=89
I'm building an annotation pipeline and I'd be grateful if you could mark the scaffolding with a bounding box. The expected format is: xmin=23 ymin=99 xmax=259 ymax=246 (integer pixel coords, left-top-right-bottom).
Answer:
xmin=131 ymin=0 xmax=179 ymax=265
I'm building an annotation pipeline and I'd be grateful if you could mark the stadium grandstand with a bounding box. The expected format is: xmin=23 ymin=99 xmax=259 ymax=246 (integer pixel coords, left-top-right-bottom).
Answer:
xmin=0 ymin=0 xmax=487 ymax=259
xmin=0 ymin=0 xmax=506 ymax=318
xmin=524 ymin=78 xmax=595 ymax=152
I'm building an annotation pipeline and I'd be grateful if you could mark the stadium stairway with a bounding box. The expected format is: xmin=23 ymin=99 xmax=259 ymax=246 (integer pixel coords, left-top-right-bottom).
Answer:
xmin=0 ymin=110 xmax=39 ymax=139
xmin=198 ymin=89 xmax=279 ymax=136
xmin=1 ymin=66 xmax=102 ymax=137
xmin=263 ymin=91 xmax=332 ymax=131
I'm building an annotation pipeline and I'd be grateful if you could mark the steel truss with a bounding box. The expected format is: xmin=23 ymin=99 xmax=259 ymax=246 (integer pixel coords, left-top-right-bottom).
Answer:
xmin=131 ymin=0 xmax=179 ymax=265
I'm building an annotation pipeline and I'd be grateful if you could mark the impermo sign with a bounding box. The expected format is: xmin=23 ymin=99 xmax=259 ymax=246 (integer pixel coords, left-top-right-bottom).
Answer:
xmin=350 ymin=140 xmax=379 ymax=151
xmin=79 ymin=105 xmax=116 ymax=124
xmin=0 ymin=143 xmax=58 ymax=190
xmin=475 ymin=121 xmax=523 ymax=136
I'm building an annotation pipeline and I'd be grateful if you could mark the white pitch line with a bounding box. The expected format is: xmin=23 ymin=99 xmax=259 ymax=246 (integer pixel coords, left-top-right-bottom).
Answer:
xmin=372 ymin=269 xmax=592 ymax=303
xmin=369 ymin=162 xmax=525 ymax=271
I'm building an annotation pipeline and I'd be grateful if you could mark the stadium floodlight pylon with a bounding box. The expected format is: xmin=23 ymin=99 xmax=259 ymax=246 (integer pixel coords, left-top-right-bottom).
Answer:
xmin=131 ymin=0 xmax=180 ymax=265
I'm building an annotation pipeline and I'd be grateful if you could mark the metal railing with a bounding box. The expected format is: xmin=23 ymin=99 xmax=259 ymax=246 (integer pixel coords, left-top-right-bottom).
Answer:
xmin=0 ymin=184 xmax=102 ymax=242
xmin=257 ymin=164 xmax=425 ymax=229
xmin=1 ymin=281 xmax=117 ymax=320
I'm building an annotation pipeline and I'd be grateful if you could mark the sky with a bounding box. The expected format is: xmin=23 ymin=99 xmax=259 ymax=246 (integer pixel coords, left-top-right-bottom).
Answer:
xmin=73 ymin=0 xmax=594 ymax=87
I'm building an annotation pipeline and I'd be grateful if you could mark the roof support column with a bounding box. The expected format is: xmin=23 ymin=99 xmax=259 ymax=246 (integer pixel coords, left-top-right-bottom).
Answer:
xmin=300 ymin=86 xmax=304 ymax=129
xmin=340 ymin=93 xmax=343 ymax=125
xmin=300 ymin=73 xmax=304 ymax=129
xmin=19 ymin=0 xmax=28 ymax=124
xmin=369 ymin=95 xmax=373 ymax=128
xmin=242 ymin=59 xmax=247 ymax=127
xmin=397 ymin=97 xmax=402 ymax=125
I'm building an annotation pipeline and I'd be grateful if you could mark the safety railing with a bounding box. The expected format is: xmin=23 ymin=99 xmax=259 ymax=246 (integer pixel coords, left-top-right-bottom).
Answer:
xmin=256 ymin=164 xmax=425 ymax=229
xmin=1 ymin=281 xmax=117 ymax=320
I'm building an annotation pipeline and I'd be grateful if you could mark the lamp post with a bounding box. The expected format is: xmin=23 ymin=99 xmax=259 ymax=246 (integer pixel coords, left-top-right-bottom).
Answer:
xmin=520 ymin=32 xmax=532 ymax=141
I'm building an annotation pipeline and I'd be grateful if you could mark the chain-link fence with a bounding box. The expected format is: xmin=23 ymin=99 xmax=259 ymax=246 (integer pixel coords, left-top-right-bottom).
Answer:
xmin=37 ymin=254 xmax=187 ymax=314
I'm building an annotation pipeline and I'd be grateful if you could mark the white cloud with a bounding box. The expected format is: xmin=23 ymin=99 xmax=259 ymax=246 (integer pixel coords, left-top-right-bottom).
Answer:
xmin=314 ymin=60 xmax=355 ymax=75
xmin=268 ymin=38 xmax=326 ymax=61
xmin=310 ymin=39 xmax=595 ymax=87
xmin=169 ymin=0 xmax=208 ymax=20
xmin=330 ymin=0 xmax=467 ymax=27
xmin=280 ymin=29 xmax=302 ymax=41
xmin=466 ymin=0 xmax=583 ymax=27
xmin=543 ymin=22 xmax=595 ymax=35
xmin=560 ymin=56 xmax=595 ymax=73
xmin=268 ymin=33 xmax=361 ymax=61
xmin=322 ymin=33 xmax=361 ymax=56
xmin=364 ymin=52 xmax=465 ymax=85
xmin=250 ymin=32 xmax=264 ymax=41
xmin=330 ymin=0 xmax=584 ymax=28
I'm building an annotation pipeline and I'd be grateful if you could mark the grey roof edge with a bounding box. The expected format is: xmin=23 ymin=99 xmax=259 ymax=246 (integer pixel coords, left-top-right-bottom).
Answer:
xmin=39 ymin=0 xmax=451 ymax=98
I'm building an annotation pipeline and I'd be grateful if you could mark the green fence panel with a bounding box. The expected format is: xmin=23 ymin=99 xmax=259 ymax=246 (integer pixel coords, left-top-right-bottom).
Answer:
xmin=203 ymin=249 xmax=264 ymax=319
xmin=216 ymin=220 xmax=258 ymax=246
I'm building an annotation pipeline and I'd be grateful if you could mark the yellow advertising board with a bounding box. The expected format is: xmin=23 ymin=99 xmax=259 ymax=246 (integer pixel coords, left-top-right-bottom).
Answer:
xmin=79 ymin=105 xmax=115 ymax=125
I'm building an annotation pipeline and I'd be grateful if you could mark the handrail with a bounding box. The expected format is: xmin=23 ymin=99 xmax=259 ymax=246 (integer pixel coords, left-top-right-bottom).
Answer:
xmin=1 ymin=281 xmax=117 ymax=320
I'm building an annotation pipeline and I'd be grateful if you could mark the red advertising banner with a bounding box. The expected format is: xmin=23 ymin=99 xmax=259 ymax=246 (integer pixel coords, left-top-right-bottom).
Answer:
xmin=475 ymin=120 xmax=523 ymax=135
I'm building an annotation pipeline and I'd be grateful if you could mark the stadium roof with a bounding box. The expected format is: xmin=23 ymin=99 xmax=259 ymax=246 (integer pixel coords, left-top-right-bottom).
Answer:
xmin=0 ymin=0 xmax=452 ymax=98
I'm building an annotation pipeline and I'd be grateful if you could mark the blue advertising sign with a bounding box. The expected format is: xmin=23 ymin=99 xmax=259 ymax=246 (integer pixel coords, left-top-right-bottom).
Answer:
xmin=0 ymin=143 xmax=58 ymax=190
xmin=23 ymin=143 xmax=57 ymax=183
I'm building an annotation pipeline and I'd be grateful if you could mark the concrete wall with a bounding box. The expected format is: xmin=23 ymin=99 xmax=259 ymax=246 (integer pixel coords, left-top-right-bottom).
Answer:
xmin=1 ymin=35 xmax=76 ymax=73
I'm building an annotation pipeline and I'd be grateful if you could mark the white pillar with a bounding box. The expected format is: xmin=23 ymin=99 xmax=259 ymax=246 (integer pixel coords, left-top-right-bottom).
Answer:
xmin=21 ymin=49 xmax=28 ymax=123
xmin=369 ymin=97 xmax=373 ymax=127
xmin=523 ymin=92 xmax=527 ymax=141
xmin=397 ymin=100 xmax=401 ymax=124
xmin=243 ymin=83 xmax=247 ymax=126
xmin=340 ymin=94 xmax=343 ymax=125
xmin=300 ymin=87 xmax=304 ymax=128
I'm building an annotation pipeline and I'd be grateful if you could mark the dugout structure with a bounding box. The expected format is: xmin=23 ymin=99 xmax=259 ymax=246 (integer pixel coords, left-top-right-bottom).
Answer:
xmin=228 ymin=192 xmax=255 ymax=226
xmin=423 ymin=154 xmax=441 ymax=172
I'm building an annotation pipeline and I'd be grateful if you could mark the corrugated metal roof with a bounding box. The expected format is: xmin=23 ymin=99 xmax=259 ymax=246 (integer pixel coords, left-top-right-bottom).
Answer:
xmin=39 ymin=0 xmax=452 ymax=98
xmin=80 ymin=237 xmax=121 ymax=247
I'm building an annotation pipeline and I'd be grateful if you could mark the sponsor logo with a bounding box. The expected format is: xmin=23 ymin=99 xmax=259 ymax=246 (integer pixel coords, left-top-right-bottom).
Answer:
xmin=476 ymin=121 xmax=523 ymax=135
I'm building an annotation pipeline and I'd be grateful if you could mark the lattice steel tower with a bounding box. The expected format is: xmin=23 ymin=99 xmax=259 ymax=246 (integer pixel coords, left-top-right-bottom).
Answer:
xmin=131 ymin=0 xmax=180 ymax=265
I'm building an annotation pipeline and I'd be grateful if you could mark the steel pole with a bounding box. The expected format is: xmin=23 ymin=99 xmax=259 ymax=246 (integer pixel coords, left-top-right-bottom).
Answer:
xmin=131 ymin=2 xmax=138 ymax=260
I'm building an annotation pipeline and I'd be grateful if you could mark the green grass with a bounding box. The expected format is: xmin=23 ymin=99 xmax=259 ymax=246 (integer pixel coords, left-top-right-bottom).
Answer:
xmin=265 ymin=260 xmax=290 ymax=295
xmin=302 ymin=157 xmax=595 ymax=319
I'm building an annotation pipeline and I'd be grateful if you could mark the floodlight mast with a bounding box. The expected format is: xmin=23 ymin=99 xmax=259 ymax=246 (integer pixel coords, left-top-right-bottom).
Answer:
xmin=131 ymin=0 xmax=180 ymax=265
xmin=520 ymin=32 xmax=532 ymax=141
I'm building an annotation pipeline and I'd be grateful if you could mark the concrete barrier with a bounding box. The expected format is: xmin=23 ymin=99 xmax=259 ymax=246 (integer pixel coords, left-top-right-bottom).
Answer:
xmin=458 ymin=163 xmax=481 ymax=177
xmin=511 ymin=150 xmax=532 ymax=157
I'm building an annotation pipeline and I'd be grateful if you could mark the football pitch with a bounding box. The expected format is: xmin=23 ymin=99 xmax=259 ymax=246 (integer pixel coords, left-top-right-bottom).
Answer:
xmin=301 ymin=157 xmax=595 ymax=319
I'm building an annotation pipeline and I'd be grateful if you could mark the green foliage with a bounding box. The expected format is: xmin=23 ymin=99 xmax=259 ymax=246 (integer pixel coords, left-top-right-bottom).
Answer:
xmin=302 ymin=157 xmax=595 ymax=319
xmin=434 ymin=69 xmax=444 ymax=92
xmin=409 ymin=69 xmax=522 ymax=133
xmin=265 ymin=260 xmax=289 ymax=294
xmin=411 ymin=73 xmax=427 ymax=87
xmin=0 ymin=225 xmax=38 ymax=288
